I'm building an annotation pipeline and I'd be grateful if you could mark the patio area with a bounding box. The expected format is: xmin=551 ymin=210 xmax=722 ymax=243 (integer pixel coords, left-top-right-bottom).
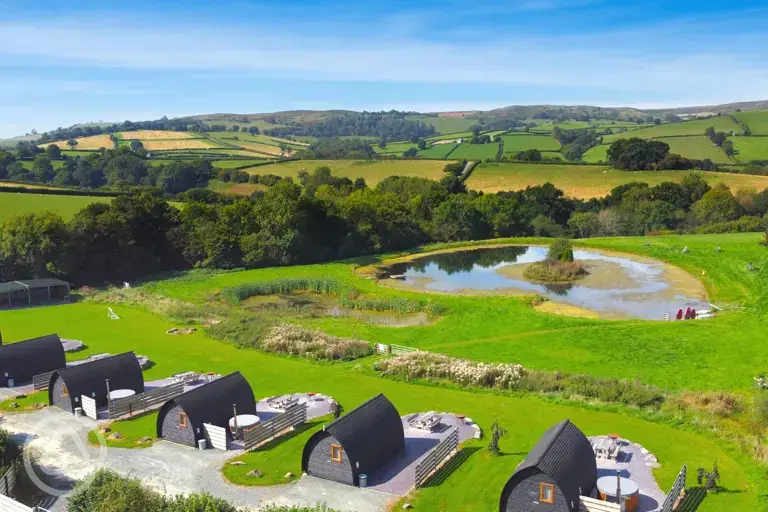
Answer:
xmin=589 ymin=435 xmax=667 ymax=512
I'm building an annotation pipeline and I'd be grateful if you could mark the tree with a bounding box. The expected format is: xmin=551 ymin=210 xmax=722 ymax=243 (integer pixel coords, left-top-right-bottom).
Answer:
xmin=129 ymin=140 xmax=144 ymax=152
xmin=402 ymin=147 xmax=418 ymax=158
xmin=442 ymin=160 xmax=466 ymax=177
xmin=417 ymin=139 xmax=427 ymax=150
xmin=45 ymin=144 xmax=62 ymax=160
xmin=696 ymin=462 xmax=721 ymax=493
xmin=378 ymin=139 xmax=387 ymax=149
xmin=247 ymin=126 xmax=260 ymax=135
xmin=705 ymin=126 xmax=716 ymax=139
xmin=0 ymin=212 xmax=68 ymax=281
xmin=66 ymin=139 xmax=79 ymax=150
xmin=31 ymin=156 xmax=55 ymax=182
xmin=606 ymin=138 xmax=670 ymax=170
xmin=546 ymin=238 xmax=574 ymax=262
xmin=722 ymin=140 xmax=734 ymax=156
xmin=330 ymin=400 xmax=343 ymax=419
xmin=568 ymin=212 xmax=600 ymax=238
xmin=487 ymin=419 xmax=507 ymax=455
xmin=691 ymin=184 xmax=743 ymax=225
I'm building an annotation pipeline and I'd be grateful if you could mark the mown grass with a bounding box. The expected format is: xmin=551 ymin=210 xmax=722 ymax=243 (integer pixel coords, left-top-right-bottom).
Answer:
xmin=417 ymin=143 xmax=458 ymax=159
xmin=733 ymin=110 xmax=768 ymax=136
xmin=602 ymin=117 xmax=741 ymax=143
xmin=0 ymin=234 xmax=766 ymax=510
xmin=731 ymin=136 xmax=768 ymax=163
xmin=449 ymin=143 xmax=500 ymax=160
xmin=86 ymin=411 xmax=158 ymax=449
xmin=501 ymin=134 xmax=561 ymax=152
xmin=0 ymin=390 xmax=48 ymax=413
xmin=0 ymin=192 xmax=110 ymax=221
xmin=657 ymin=136 xmax=729 ymax=162
xmin=466 ymin=163 xmax=768 ymax=197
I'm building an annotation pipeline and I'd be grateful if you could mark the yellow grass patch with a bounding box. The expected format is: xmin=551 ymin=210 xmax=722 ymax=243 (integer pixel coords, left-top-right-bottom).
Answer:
xmin=221 ymin=183 xmax=265 ymax=196
xmin=141 ymin=139 xmax=216 ymax=151
xmin=119 ymin=130 xmax=195 ymax=140
xmin=533 ymin=301 xmax=600 ymax=319
xmin=236 ymin=141 xmax=289 ymax=156
xmin=40 ymin=134 xmax=113 ymax=151
xmin=266 ymin=136 xmax=309 ymax=147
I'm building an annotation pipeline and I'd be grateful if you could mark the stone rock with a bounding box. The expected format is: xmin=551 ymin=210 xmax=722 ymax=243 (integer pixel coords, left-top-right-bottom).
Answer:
xmin=640 ymin=447 xmax=649 ymax=455
xmin=402 ymin=504 xmax=413 ymax=510
xmin=108 ymin=432 xmax=123 ymax=440
xmin=32 ymin=403 xmax=45 ymax=409
xmin=284 ymin=472 xmax=294 ymax=479
xmin=229 ymin=461 xmax=246 ymax=466
xmin=138 ymin=436 xmax=151 ymax=443
xmin=8 ymin=402 xmax=18 ymax=409
xmin=166 ymin=328 xmax=180 ymax=335
xmin=247 ymin=469 xmax=263 ymax=478
xmin=645 ymin=454 xmax=658 ymax=463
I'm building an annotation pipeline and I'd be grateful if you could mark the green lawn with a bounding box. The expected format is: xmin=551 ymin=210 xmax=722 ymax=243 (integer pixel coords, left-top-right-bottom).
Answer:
xmin=407 ymin=115 xmax=479 ymax=134
xmin=0 ymin=391 xmax=48 ymax=413
xmin=0 ymin=293 xmax=759 ymax=511
xmin=425 ymin=131 xmax=473 ymax=142
xmin=372 ymin=142 xmax=418 ymax=155
xmin=417 ymin=143 xmax=458 ymax=159
xmin=241 ymin=159 xmax=448 ymax=184
xmin=501 ymin=134 xmax=561 ymax=152
xmin=449 ymin=142 xmax=500 ymax=160
xmin=0 ymin=192 xmax=110 ymax=221
xmin=733 ymin=110 xmax=768 ymax=135
xmin=582 ymin=144 xmax=609 ymax=163
xmin=466 ymin=162 xmax=768 ymax=197
xmin=730 ymin=136 xmax=768 ymax=163
xmin=530 ymin=121 xmax=592 ymax=133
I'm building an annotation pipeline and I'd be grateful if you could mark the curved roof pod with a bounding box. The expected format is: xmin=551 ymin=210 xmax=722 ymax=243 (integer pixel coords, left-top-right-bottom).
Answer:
xmin=302 ymin=393 xmax=404 ymax=484
xmin=0 ymin=334 xmax=66 ymax=386
xmin=499 ymin=419 xmax=597 ymax=512
xmin=155 ymin=371 xmax=256 ymax=442
xmin=48 ymin=352 xmax=144 ymax=410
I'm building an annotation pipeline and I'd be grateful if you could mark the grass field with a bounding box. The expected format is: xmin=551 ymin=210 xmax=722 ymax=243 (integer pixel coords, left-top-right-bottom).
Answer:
xmin=466 ymin=162 xmax=768 ymax=196
xmin=449 ymin=142 xmax=500 ymax=160
xmin=240 ymin=159 xmax=448 ymax=184
xmin=372 ymin=142 xmax=418 ymax=155
xmin=117 ymin=130 xmax=195 ymax=140
xmin=530 ymin=121 xmax=592 ymax=133
xmin=733 ymin=110 xmax=768 ymax=135
xmin=20 ymin=160 xmax=66 ymax=170
xmin=0 ymin=192 xmax=110 ymax=221
xmin=425 ymin=131 xmax=472 ymax=142
xmin=656 ymin=136 xmax=729 ymax=162
xmin=407 ymin=115 xmax=479 ymax=134
xmin=0 ymin=233 xmax=763 ymax=511
xmin=210 ymin=159 xmax=270 ymax=169
xmin=208 ymin=132 xmax=306 ymax=151
xmin=602 ymin=117 xmax=741 ymax=144
xmin=501 ymin=134 xmax=561 ymax=153
xmin=582 ymin=144 xmax=609 ymax=163
xmin=417 ymin=143 xmax=459 ymax=159
xmin=730 ymin=136 xmax=768 ymax=163
xmin=39 ymin=134 xmax=114 ymax=151
xmin=141 ymin=139 xmax=218 ymax=151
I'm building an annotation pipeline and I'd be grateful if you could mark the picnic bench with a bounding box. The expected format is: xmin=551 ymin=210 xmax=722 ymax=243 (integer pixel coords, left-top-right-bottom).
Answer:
xmin=268 ymin=395 xmax=299 ymax=411
xmin=593 ymin=437 xmax=621 ymax=460
xmin=171 ymin=371 xmax=199 ymax=384
xmin=409 ymin=411 xmax=442 ymax=431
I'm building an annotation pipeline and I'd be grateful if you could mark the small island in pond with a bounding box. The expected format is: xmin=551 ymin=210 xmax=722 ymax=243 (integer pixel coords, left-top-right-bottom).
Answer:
xmin=523 ymin=239 xmax=589 ymax=283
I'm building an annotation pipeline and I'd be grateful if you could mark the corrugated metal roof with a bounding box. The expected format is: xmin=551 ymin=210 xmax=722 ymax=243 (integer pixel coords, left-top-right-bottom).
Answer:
xmin=500 ymin=419 xmax=597 ymax=512
xmin=0 ymin=334 xmax=66 ymax=384
xmin=0 ymin=279 xmax=70 ymax=294
xmin=156 ymin=372 xmax=256 ymax=439
xmin=49 ymin=352 xmax=144 ymax=408
xmin=324 ymin=393 xmax=405 ymax=475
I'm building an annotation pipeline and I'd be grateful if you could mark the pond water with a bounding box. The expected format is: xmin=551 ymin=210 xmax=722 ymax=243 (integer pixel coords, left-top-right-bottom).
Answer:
xmin=382 ymin=246 xmax=709 ymax=320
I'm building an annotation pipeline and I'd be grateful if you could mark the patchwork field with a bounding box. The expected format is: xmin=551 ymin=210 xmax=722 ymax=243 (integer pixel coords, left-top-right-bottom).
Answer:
xmin=417 ymin=143 xmax=458 ymax=159
xmin=466 ymin=162 xmax=768 ymax=196
xmin=0 ymin=192 xmax=110 ymax=221
xmin=425 ymin=131 xmax=472 ymax=142
xmin=240 ymin=159 xmax=447 ymax=185
xmin=449 ymin=142 xmax=500 ymax=160
xmin=501 ymin=134 xmax=561 ymax=152
xmin=733 ymin=110 xmax=768 ymax=135
xmin=406 ymin=114 xmax=479 ymax=134
xmin=730 ymin=136 xmax=768 ymax=163
xmin=656 ymin=136 xmax=729 ymax=162
xmin=372 ymin=142 xmax=418 ymax=155
xmin=602 ymin=117 xmax=741 ymax=143
xmin=582 ymin=144 xmax=609 ymax=163
xmin=117 ymin=130 xmax=195 ymax=140
xmin=39 ymin=134 xmax=114 ymax=150
xmin=141 ymin=139 xmax=218 ymax=151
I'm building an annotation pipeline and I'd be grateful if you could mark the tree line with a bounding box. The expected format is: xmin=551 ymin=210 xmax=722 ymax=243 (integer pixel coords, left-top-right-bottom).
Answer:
xmin=2 ymin=164 xmax=766 ymax=287
xmin=263 ymin=111 xmax=436 ymax=140
xmin=0 ymin=146 xmax=213 ymax=194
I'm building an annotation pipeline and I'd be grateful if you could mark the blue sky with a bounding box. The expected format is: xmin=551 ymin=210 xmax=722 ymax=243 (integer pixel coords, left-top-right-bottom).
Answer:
xmin=1 ymin=0 xmax=768 ymax=137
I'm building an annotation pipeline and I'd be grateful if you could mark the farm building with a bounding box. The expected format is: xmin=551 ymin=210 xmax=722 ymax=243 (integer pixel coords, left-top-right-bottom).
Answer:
xmin=0 ymin=279 xmax=70 ymax=308
xmin=156 ymin=371 xmax=256 ymax=448
xmin=0 ymin=334 xmax=66 ymax=387
xmin=302 ymin=393 xmax=404 ymax=486
xmin=48 ymin=352 xmax=144 ymax=413
xmin=499 ymin=419 xmax=597 ymax=512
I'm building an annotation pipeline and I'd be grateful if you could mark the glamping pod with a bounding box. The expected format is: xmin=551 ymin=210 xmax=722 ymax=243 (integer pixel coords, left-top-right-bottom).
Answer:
xmin=0 ymin=334 xmax=65 ymax=386
xmin=302 ymin=393 xmax=404 ymax=486
xmin=48 ymin=352 xmax=144 ymax=413
xmin=156 ymin=371 xmax=256 ymax=447
xmin=499 ymin=419 xmax=597 ymax=512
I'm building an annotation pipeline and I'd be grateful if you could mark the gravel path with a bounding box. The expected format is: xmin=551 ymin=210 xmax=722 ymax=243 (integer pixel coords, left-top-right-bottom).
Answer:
xmin=1 ymin=408 xmax=392 ymax=512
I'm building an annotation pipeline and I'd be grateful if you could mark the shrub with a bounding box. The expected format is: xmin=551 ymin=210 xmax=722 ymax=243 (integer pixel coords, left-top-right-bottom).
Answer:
xmin=523 ymin=260 xmax=587 ymax=282
xmin=546 ymin=238 xmax=575 ymax=262
xmin=261 ymin=324 xmax=372 ymax=361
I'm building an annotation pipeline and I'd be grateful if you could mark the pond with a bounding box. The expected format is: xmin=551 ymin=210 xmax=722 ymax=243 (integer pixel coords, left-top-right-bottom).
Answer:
xmin=381 ymin=246 xmax=709 ymax=320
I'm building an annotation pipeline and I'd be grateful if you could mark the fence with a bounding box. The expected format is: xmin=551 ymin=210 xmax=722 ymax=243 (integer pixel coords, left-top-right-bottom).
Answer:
xmin=243 ymin=403 xmax=308 ymax=451
xmin=108 ymin=382 xmax=184 ymax=420
xmin=414 ymin=427 xmax=459 ymax=488
xmin=579 ymin=496 xmax=620 ymax=512
xmin=0 ymin=466 xmax=16 ymax=497
xmin=80 ymin=396 xmax=97 ymax=419
xmin=374 ymin=343 xmax=389 ymax=354
xmin=390 ymin=344 xmax=419 ymax=356
xmin=32 ymin=371 xmax=57 ymax=391
xmin=660 ymin=464 xmax=687 ymax=512
xmin=0 ymin=494 xmax=32 ymax=512
xmin=203 ymin=423 xmax=228 ymax=450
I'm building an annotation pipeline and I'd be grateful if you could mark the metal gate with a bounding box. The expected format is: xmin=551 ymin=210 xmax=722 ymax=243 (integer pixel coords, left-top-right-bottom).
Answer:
xmin=660 ymin=464 xmax=687 ymax=512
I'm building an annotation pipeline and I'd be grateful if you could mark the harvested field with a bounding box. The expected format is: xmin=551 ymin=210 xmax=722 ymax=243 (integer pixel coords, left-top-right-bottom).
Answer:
xmin=467 ymin=162 xmax=768 ymax=197
xmin=118 ymin=130 xmax=195 ymax=140
xmin=240 ymin=159 xmax=447 ymax=184
xmin=235 ymin=141 xmax=289 ymax=156
xmin=40 ymin=134 xmax=114 ymax=151
xmin=141 ymin=139 xmax=218 ymax=151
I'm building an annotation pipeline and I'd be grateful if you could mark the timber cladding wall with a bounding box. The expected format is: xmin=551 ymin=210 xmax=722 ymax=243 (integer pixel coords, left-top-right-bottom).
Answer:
xmin=304 ymin=432 xmax=354 ymax=485
xmin=503 ymin=470 xmax=570 ymax=512
xmin=159 ymin=403 xmax=196 ymax=447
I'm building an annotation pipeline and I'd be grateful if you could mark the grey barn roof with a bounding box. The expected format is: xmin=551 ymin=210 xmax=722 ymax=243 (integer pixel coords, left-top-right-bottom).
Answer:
xmin=156 ymin=371 xmax=256 ymax=439
xmin=0 ymin=334 xmax=66 ymax=385
xmin=305 ymin=393 xmax=405 ymax=477
xmin=48 ymin=352 xmax=144 ymax=409
xmin=500 ymin=419 xmax=597 ymax=512
xmin=0 ymin=279 xmax=70 ymax=294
